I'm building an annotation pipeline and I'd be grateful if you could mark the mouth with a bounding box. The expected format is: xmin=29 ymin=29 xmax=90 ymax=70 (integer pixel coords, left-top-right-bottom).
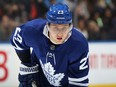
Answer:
xmin=57 ymin=37 xmax=62 ymax=40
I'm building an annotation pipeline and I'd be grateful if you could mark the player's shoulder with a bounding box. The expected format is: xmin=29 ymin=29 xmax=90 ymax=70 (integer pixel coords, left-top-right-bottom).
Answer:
xmin=67 ymin=28 xmax=89 ymax=63
xmin=19 ymin=19 xmax=47 ymax=32
xmin=25 ymin=19 xmax=47 ymax=27
xmin=70 ymin=27 xmax=88 ymax=47
xmin=16 ymin=19 xmax=47 ymax=43
xmin=26 ymin=19 xmax=46 ymax=28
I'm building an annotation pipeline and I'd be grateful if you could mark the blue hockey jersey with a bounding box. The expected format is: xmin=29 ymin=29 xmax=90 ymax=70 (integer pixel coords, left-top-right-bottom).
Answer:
xmin=10 ymin=19 xmax=89 ymax=87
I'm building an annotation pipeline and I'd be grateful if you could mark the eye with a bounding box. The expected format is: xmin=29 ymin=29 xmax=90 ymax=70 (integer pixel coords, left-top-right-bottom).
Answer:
xmin=53 ymin=27 xmax=58 ymax=31
xmin=63 ymin=27 xmax=67 ymax=31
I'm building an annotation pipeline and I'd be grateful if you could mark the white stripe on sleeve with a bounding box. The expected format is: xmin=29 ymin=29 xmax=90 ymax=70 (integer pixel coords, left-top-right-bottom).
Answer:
xmin=68 ymin=75 xmax=88 ymax=82
xmin=69 ymin=81 xmax=88 ymax=86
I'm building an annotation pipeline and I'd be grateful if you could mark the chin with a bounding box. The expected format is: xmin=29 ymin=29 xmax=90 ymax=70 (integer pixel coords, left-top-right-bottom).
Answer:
xmin=56 ymin=41 xmax=64 ymax=44
xmin=57 ymin=42 xmax=63 ymax=44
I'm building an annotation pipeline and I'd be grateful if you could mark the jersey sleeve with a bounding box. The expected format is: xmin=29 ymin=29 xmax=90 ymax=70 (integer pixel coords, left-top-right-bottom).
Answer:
xmin=10 ymin=19 xmax=46 ymax=63
xmin=11 ymin=27 xmax=27 ymax=49
xmin=68 ymin=44 xmax=89 ymax=87
xmin=10 ymin=25 xmax=31 ymax=63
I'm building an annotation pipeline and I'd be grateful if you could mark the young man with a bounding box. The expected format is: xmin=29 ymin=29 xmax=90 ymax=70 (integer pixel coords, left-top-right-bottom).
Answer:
xmin=10 ymin=3 xmax=89 ymax=87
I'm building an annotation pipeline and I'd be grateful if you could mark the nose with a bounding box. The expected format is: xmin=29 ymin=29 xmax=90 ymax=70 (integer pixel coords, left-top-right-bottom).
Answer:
xmin=57 ymin=31 xmax=63 ymax=37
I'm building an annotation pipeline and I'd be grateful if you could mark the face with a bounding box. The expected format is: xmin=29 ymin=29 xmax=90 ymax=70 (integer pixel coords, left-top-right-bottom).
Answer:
xmin=48 ymin=23 xmax=71 ymax=44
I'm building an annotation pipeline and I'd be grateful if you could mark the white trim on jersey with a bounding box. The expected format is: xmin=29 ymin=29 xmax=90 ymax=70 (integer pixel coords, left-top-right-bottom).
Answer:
xmin=43 ymin=25 xmax=49 ymax=39
xmin=68 ymin=75 xmax=88 ymax=86
xmin=69 ymin=81 xmax=88 ymax=86
xmin=68 ymin=75 xmax=88 ymax=82
xmin=30 ymin=47 xmax=33 ymax=54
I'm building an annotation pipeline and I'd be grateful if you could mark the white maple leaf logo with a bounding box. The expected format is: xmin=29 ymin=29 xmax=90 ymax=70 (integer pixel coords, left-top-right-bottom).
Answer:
xmin=44 ymin=62 xmax=55 ymax=75
xmin=39 ymin=60 xmax=65 ymax=86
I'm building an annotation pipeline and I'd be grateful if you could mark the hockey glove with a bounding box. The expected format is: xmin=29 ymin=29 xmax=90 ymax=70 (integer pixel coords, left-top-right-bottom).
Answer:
xmin=18 ymin=63 xmax=39 ymax=87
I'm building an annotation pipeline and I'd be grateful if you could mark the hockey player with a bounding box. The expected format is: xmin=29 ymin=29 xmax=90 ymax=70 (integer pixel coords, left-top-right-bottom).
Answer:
xmin=10 ymin=3 xmax=89 ymax=87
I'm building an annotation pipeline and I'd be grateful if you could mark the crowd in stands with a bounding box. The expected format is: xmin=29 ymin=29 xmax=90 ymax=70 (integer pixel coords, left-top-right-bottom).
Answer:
xmin=75 ymin=0 xmax=116 ymax=40
xmin=0 ymin=0 xmax=115 ymax=42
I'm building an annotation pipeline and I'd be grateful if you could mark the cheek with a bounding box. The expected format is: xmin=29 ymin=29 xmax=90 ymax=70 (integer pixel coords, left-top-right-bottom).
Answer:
xmin=49 ymin=32 xmax=56 ymax=37
xmin=64 ymin=32 xmax=69 ymax=37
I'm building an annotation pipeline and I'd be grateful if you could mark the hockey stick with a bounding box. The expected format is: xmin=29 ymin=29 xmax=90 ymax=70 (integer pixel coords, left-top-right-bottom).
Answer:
xmin=32 ymin=81 xmax=37 ymax=87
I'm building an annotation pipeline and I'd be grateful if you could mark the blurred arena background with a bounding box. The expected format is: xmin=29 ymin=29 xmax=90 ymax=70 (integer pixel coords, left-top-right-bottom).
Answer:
xmin=0 ymin=0 xmax=116 ymax=87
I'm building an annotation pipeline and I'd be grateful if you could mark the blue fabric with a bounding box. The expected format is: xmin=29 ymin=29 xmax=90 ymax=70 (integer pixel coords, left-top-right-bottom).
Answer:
xmin=10 ymin=19 xmax=89 ymax=87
